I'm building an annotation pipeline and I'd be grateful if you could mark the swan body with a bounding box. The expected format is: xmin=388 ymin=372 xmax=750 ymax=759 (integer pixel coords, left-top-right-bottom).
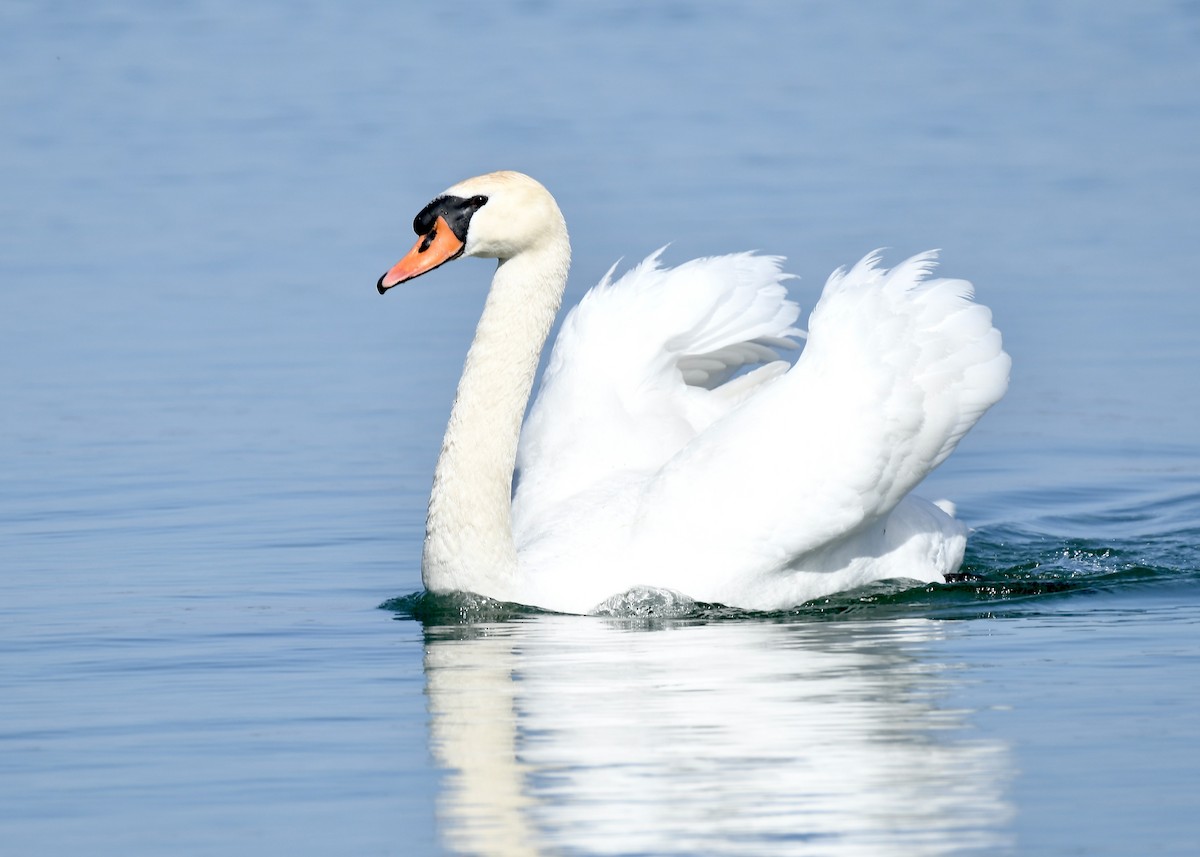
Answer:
xmin=378 ymin=171 xmax=1010 ymax=614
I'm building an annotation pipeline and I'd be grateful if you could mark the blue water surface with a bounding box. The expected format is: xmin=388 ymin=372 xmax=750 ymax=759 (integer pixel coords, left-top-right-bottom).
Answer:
xmin=2 ymin=1 xmax=1199 ymax=854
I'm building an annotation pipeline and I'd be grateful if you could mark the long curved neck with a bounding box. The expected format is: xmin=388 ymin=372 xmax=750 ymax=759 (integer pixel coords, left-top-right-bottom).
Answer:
xmin=422 ymin=232 xmax=570 ymax=600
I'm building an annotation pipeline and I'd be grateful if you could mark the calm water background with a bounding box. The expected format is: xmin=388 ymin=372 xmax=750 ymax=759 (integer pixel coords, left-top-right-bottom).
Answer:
xmin=3 ymin=1 xmax=1199 ymax=854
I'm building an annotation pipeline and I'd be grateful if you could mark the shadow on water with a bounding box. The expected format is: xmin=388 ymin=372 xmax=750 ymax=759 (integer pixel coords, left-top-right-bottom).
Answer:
xmin=381 ymin=525 xmax=1200 ymax=628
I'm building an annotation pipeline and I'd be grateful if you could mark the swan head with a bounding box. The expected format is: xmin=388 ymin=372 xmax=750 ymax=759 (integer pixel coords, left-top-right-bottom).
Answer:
xmin=377 ymin=171 xmax=566 ymax=294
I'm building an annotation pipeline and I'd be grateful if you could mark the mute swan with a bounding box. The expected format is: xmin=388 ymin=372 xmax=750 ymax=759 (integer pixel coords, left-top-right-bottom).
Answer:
xmin=377 ymin=171 xmax=1010 ymax=614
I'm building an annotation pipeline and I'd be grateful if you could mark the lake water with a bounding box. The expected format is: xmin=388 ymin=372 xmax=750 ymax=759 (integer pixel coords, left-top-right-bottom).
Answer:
xmin=3 ymin=1 xmax=1199 ymax=854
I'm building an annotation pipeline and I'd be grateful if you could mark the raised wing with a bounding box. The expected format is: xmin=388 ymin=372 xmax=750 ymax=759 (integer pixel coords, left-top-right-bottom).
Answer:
xmin=629 ymin=251 xmax=1011 ymax=577
xmin=512 ymin=250 xmax=803 ymax=539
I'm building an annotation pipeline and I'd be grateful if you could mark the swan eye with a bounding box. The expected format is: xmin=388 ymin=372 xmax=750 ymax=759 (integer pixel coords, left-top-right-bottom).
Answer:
xmin=469 ymin=195 xmax=488 ymax=208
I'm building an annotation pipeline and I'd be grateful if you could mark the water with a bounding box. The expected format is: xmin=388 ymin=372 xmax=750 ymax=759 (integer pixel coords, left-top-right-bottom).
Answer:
xmin=2 ymin=1 xmax=1199 ymax=854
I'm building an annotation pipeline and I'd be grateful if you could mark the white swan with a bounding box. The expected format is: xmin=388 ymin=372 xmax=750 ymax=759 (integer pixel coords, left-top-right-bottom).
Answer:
xmin=377 ymin=171 xmax=1010 ymax=614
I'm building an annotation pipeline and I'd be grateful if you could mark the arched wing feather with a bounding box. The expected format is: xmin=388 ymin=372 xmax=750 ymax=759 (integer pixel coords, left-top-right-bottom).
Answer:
xmin=630 ymin=251 xmax=1011 ymax=576
xmin=513 ymin=250 xmax=803 ymax=539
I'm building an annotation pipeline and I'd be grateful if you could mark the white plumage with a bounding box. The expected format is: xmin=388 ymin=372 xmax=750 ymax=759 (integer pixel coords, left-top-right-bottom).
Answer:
xmin=378 ymin=171 xmax=1010 ymax=614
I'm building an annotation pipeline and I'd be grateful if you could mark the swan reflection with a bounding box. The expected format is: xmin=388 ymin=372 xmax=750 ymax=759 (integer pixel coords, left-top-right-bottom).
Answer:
xmin=422 ymin=617 xmax=1011 ymax=855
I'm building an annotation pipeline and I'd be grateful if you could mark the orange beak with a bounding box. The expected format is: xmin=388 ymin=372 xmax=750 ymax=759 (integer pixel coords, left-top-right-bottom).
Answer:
xmin=376 ymin=216 xmax=466 ymax=294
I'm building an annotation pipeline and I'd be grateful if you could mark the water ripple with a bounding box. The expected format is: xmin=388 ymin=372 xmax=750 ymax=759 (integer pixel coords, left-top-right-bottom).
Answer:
xmin=383 ymin=520 xmax=1200 ymax=627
